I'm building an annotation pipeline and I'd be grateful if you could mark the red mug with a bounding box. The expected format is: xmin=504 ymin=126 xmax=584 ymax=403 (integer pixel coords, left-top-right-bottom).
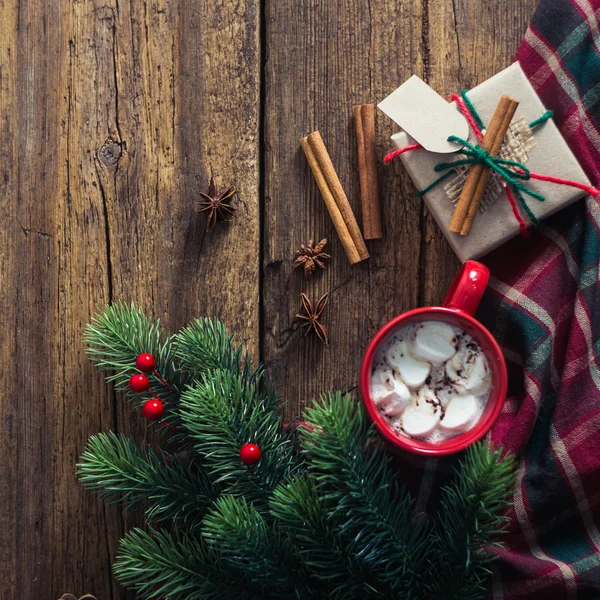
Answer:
xmin=359 ymin=261 xmax=507 ymax=456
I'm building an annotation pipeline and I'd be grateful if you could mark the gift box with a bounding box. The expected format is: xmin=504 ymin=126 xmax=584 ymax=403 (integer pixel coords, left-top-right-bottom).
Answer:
xmin=382 ymin=62 xmax=594 ymax=262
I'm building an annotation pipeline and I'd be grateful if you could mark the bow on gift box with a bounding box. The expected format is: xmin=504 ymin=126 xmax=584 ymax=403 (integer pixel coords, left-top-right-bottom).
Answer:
xmin=385 ymin=90 xmax=598 ymax=236
xmin=424 ymin=133 xmax=547 ymax=229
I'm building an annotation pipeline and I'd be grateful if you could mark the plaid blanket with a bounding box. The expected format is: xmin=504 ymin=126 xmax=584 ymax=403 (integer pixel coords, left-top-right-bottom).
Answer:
xmin=478 ymin=0 xmax=600 ymax=597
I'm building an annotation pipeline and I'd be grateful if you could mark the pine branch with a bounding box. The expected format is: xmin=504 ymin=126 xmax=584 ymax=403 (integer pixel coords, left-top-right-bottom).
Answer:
xmin=80 ymin=304 xmax=517 ymax=600
xmin=179 ymin=368 xmax=302 ymax=507
xmin=114 ymin=528 xmax=265 ymax=600
xmin=173 ymin=317 xmax=252 ymax=380
xmin=430 ymin=442 xmax=517 ymax=600
xmin=78 ymin=432 xmax=215 ymax=530
xmin=84 ymin=303 xmax=181 ymax=406
xmin=302 ymin=392 xmax=430 ymax=599
xmin=270 ymin=475 xmax=383 ymax=600
xmin=203 ymin=495 xmax=319 ymax=599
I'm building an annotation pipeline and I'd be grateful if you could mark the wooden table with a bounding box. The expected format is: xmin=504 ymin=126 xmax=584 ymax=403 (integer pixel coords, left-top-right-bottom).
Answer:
xmin=0 ymin=0 xmax=536 ymax=596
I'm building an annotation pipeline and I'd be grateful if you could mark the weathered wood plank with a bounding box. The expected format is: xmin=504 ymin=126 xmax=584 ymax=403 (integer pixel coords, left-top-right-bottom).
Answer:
xmin=0 ymin=0 xmax=118 ymax=596
xmin=0 ymin=0 xmax=260 ymax=597
xmin=263 ymin=0 xmax=427 ymax=419
xmin=262 ymin=0 xmax=536 ymax=417
xmin=0 ymin=0 xmax=22 ymax=593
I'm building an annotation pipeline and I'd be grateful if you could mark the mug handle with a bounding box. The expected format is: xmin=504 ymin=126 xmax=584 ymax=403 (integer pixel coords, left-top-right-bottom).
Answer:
xmin=441 ymin=260 xmax=489 ymax=316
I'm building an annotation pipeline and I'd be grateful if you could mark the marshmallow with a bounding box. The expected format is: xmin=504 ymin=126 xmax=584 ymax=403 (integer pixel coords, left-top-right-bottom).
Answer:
xmin=390 ymin=374 xmax=412 ymax=404
xmin=371 ymin=379 xmax=411 ymax=409
xmin=371 ymin=364 xmax=395 ymax=390
xmin=378 ymin=391 xmax=409 ymax=417
xmin=439 ymin=394 xmax=478 ymax=433
xmin=401 ymin=394 xmax=441 ymax=438
xmin=426 ymin=321 xmax=456 ymax=343
xmin=410 ymin=322 xmax=457 ymax=365
xmin=417 ymin=385 xmax=440 ymax=406
xmin=371 ymin=370 xmax=411 ymax=417
xmin=386 ymin=342 xmax=430 ymax=388
xmin=446 ymin=349 xmax=489 ymax=394
xmin=370 ymin=321 xmax=490 ymax=441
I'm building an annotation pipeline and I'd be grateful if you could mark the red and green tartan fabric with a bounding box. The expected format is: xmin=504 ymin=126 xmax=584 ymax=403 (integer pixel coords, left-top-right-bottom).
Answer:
xmin=478 ymin=0 xmax=600 ymax=596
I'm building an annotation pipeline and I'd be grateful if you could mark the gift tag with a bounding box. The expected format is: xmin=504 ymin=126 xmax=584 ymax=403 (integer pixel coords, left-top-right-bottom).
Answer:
xmin=378 ymin=76 xmax=469 ymax=154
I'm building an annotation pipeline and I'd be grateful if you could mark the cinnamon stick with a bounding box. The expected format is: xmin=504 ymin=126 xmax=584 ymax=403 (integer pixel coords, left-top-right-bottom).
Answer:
xmin=354 ymin=104 xmax=383 ymax=239
xmin=460 ymin=99 xmax=519 ymax=235
xmin=300 ymin=131 xmax=369 ymax=263
xmin=448 ymin=95 xmax=519 ymax=235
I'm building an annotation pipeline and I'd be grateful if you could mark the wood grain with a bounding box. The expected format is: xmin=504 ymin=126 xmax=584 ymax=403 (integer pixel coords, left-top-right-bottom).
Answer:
xmin=263 ymin=0 xmax=426 ymax=420
xmin=0 ymin=0 xmax=259 ymax=597
xmin=262 ymin=0 xmax=537 ymax=416
xmin=0 ymin=0 xmax=536 ymax=596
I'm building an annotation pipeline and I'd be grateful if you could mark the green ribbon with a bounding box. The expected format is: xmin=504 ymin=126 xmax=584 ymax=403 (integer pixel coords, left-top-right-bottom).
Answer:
xmin=417 ymin=135 xmax=545 ymax=225
xmin=415 ymin=90 xmax=553 ymax=226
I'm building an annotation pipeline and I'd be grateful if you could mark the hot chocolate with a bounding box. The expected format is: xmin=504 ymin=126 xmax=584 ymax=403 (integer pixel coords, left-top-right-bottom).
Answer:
xmin=369 ymin=320 xmax=491 ymax=441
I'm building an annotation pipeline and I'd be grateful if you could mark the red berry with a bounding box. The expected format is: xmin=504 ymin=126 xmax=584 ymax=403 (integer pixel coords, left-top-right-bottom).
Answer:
xmin=239 ymin=443 xmax=261 ymax=466
xmin=129 ymin=374 xmax=150 ymax=393
xmin=136 ymin=353 xmax=157 ymax=373
xmin=142 ymin=399 xmax=164 ymax=421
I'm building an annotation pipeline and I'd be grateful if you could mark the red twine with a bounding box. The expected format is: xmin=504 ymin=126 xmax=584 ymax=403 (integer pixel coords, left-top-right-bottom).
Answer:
xmin=448 ymin=93 xmax=484 ymax=141
xmin=526 ymin=172 xmax=599 ymax=197
xmin=503 ymin=185 xmax=530 ymax=237
xmin=384 ymin=143 xmax=422 ymax=164
xmin=385 ymin=93 xmax=597 ymax=234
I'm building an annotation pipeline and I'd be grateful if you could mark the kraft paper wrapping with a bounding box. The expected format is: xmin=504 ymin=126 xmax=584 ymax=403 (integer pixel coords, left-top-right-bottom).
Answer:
xmin=391 ymin=62 xmax=592 ymax=262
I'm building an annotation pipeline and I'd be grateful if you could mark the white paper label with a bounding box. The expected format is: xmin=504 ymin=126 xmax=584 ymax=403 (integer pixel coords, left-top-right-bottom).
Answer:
xmin=378 ymin=76 xmax=469 ymax=154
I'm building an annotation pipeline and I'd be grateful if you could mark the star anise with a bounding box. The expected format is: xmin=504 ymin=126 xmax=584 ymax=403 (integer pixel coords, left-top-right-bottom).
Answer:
xmin=296 ymin=292 xmax=329 ymax=345
xmin=196 ymin=177 xmax=237 ymax=231
xmin=292 ymin=238 xmax=331 ymax=278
